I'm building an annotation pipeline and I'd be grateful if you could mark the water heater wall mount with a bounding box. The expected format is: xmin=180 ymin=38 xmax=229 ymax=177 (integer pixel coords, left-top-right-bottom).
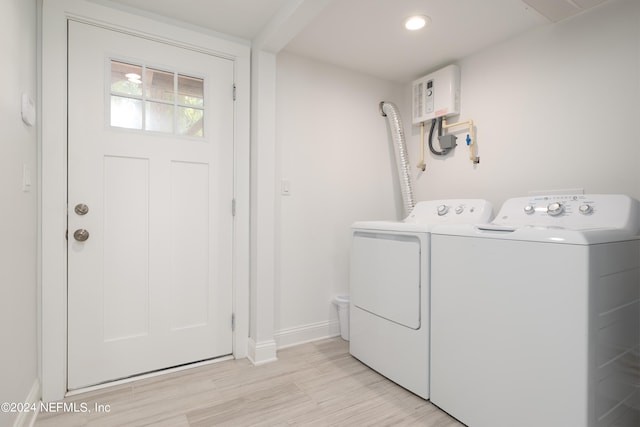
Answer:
xmin=412 ymin=64 xmax=460 ymax=125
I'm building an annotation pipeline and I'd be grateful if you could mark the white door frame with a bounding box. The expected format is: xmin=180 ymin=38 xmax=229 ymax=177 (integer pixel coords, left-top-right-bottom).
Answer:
xmin=39 ymin=0 xmax=250 ymax=402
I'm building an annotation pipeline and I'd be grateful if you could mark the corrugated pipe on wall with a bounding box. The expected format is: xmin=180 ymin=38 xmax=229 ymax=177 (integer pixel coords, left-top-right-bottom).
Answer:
xmin=380 ymin=101 xmax=415 ymax=219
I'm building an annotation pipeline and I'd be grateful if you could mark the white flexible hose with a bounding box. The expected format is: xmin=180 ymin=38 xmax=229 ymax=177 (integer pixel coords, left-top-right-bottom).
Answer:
xmin=380 ymin=101 xmax=416 ymax=218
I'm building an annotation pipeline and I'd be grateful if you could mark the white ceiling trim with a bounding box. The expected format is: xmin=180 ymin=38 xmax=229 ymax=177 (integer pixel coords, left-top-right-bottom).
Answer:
xmin=253 ymin=0 xmax=335 ymax=52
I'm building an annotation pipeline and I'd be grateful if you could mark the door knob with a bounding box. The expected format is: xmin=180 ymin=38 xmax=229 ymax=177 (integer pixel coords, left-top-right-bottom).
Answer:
xmin=73 ymin=229 xmax=90 ymax=242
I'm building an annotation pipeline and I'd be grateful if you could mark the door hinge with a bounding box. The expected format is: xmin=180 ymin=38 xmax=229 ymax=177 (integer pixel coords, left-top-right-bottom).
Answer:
xmin=231 ymin=313 xmax=235 ymax=331
xmin=231 ymin=198 xmax=236 ymax=216
xmin=233 ymin=84 xmax=236 ymax=101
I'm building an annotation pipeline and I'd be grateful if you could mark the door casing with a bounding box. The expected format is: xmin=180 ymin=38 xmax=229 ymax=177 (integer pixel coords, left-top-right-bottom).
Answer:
xmin=40 ymin=0 xmax=250 ymax=402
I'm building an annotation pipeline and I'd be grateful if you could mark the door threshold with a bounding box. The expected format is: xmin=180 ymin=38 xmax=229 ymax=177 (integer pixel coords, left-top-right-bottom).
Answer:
xmin=65 ymin=354 xmax=235 ymax=397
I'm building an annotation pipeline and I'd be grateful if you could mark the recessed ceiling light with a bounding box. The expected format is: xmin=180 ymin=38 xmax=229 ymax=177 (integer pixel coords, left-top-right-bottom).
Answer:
xmin=404 ymin=15 xmax=430 ymax=31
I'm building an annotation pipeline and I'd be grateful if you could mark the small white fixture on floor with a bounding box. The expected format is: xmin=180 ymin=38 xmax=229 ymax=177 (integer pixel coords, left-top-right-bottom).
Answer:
xmin=332 ymin=295 xmax=350 ymax=341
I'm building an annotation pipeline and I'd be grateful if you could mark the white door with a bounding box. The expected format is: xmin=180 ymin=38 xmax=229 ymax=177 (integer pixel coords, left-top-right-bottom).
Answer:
xmin=67 ymin=21 xmax=234 ymax=389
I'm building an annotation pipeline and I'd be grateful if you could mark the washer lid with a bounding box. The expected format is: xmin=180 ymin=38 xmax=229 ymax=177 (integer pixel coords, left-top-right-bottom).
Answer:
xmin=487 ymin=224 xmax=637 ymax=244
xmin=432 ymin=223 xmax=640 ymax=245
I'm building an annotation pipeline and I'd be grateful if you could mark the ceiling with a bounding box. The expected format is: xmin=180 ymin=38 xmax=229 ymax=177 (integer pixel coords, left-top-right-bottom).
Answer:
xmin=283 ymin=0 xmax=547 ymax=82
xmin=104 ymin=0 xmax=611 ymax=83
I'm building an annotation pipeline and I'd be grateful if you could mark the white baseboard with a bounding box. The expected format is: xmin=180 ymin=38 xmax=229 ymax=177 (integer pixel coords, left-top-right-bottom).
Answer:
xmin=247 ymin=338 xmax=278 ymax=365
xmin=275 ymin=319 xmax=340 ymax=349
xmin=247 ymin=320 xmax=341 ymax=364
xmin=13 ymin=379 xmax=40 ymax=427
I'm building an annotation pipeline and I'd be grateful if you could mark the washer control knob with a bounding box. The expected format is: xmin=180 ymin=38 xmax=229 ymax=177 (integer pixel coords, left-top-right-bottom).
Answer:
xmin=524 ymin=205 xmax=535 ymax=215
xmin=547 ymin=202 xmax=564 ymax=216
xmin=455 ymin=205 xmax=464 ymax=215
xmin=578 ymin=203 xmax=593 ymax=215
xmin=437 ymin=204 xmax=449 ymax=216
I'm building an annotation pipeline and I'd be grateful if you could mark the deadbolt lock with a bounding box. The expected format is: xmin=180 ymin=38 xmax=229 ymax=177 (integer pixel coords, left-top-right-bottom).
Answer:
xmin=74 ymin=203 xmax=89 ymax=215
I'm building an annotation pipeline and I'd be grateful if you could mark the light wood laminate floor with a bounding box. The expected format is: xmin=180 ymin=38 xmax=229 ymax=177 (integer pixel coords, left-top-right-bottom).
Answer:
xmin=35 ymin=337 xmax=463 ymax=426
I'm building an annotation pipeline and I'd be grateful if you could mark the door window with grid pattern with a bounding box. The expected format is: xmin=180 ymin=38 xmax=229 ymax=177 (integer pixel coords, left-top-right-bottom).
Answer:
xmin=110 ymin=60 xmax=205 ymax=137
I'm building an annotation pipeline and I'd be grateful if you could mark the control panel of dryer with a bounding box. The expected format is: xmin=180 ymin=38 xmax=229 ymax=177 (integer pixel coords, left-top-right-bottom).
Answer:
xmin=492 ymin=194 xmax=640 ymax=234
xmin=404 ymin=199 xmax=493 ymax=224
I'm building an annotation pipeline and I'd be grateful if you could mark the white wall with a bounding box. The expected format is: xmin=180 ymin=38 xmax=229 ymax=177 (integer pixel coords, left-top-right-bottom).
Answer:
xmin=0 ymin=0 xmax=39 ymax=426
xmin=275 ymin=52 xmax=406 ymax=344
xmin=411 ymin=0 xmax=640 ymax=208
xmin=274 ymin=0 xmax=640 ymax=347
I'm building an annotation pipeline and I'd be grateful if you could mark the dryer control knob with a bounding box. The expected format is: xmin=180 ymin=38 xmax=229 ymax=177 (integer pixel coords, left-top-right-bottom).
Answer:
xmin=524 ymin=205 xmax=535 ymax=215
xmin=578 ymin=204 xmax=593 ymax=214
xmin=547 ymin=202 xmax=564 ymax=216
xmin=455 ymin=205 xmax=464 ymax=214
xmin=437 ymin=204 xmax=449 ymax=216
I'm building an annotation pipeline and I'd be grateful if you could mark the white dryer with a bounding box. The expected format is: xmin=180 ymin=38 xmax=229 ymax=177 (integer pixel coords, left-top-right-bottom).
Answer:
xmin=430 ymin=194 xmax=640 ymax=427
xmin=349 ymin=199 xmax=493 ymax=399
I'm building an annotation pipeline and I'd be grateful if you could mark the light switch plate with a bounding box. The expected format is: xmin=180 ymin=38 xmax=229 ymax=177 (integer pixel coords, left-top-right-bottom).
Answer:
xmin=281 ymin=180 xmax=291 ymax=196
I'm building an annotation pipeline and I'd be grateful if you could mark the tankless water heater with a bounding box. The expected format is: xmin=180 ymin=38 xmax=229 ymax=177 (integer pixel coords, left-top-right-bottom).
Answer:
xmin=412 ymin=64 xmax=460 ymax=124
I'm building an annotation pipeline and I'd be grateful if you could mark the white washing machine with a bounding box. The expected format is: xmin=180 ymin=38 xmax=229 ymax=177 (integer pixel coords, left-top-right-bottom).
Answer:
xmin=430 ymin=194 xmax=640 ymax=427
xmin=349 ymin=199 xmax=493 ymax=399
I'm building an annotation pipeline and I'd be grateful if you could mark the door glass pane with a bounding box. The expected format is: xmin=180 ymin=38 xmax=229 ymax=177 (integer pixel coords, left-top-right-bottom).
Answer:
xmin=146 ymin=101 xmax=173 ymax=133
xmin=109 ymin=60 xmax=204 ymax=137
xmin=111 ymin=96 xmax=142 ymax=129
xmin=146 ymin=68 xmax=174 ymax=102
xmin=178 ymin=75 xmax=204 ymax=107
xmin=177 ymin=107 xmax=203 ymax=136
xmin=111 ymin=61 xmax=143 ymax=96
